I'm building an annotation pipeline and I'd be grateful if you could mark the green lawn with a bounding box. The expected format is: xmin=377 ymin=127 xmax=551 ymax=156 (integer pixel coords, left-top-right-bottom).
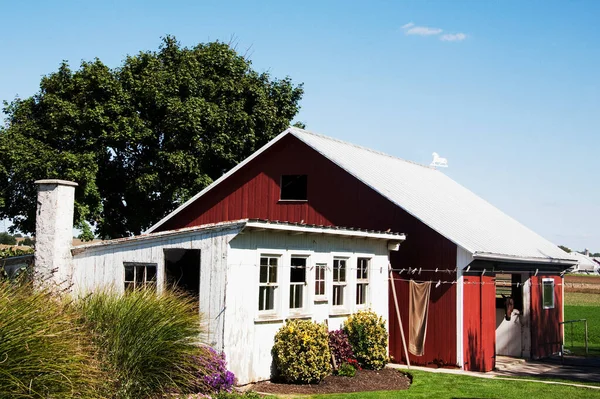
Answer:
xmin=285 ymin=370 xmax=600 ymax=399
xmin=564 ymin=291 xmax=600 ymax=356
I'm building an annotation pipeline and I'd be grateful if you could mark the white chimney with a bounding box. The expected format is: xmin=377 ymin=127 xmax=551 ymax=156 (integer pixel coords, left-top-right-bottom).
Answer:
xmin=34 ymin=179 xmax=78 ymax=290
xmin=585 ymin=248 xmax=590 ymax=257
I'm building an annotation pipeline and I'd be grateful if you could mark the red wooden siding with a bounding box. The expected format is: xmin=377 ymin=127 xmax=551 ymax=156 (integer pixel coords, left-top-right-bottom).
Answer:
xmin=462 ymin=274 xmax=495 ymax=372
xmin=530 ymin=275 xmax=563 ymax=358
xmin=158 ymin=134 xmax=459 ymax=366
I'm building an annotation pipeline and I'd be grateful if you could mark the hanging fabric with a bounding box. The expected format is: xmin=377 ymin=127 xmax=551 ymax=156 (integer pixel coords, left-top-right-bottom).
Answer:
xmin=409 ymin=280 xmax=431 ymax=356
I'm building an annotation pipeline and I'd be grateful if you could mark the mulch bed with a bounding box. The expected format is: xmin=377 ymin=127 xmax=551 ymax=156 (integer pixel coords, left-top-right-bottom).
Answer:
xmin=251 ymin=368 xmax=411 ymax=395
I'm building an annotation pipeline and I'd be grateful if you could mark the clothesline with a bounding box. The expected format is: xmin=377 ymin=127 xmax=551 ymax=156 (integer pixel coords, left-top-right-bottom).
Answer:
xmin=389 ymin=275 xmax=563 ymax=287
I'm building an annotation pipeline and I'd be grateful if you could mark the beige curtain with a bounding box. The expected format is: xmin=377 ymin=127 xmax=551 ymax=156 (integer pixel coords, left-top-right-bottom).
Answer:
xmin=409 ymin=280 xmax=431 ymax=356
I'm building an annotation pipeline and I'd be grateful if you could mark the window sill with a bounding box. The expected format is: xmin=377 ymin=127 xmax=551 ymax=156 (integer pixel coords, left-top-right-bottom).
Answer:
xmin=329 ymin=309 xmax=351 ymax=317
xmin=314 ymin=296 xmax=328 ymax=304
xmin=254 ymin=314 xmax=284 ymax=324
xmin=287 ymin=312 xmax=312 ymax=320
xmin=277 ymin=199 xmax=308 ymax=203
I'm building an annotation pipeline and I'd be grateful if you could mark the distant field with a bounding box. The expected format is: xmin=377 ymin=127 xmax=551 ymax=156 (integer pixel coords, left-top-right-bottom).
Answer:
xmin=564 ymin=288 xmax=600 ymax=356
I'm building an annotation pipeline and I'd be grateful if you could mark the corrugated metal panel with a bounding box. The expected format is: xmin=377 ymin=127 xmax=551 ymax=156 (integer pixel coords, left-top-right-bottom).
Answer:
xmin=289 ymin=128 xmax=572 ymax=263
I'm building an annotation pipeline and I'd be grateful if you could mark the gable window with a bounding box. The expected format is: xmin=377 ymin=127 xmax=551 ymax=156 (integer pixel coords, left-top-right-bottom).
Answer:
xmin=315 ymin=263 xmax=327 ymax=297
xmin=333 ymin=258 xmax=347 ymax=306
xmin=356 ymin=258 xmax=370 ymax=305
xmin=542 ymin=278 xmax=555 ymax=309
xmin=290 ymin=257 xmax=307 ymax=309
xmin=280 ymin=175 xmax=307 ymax=200
xmin=124 ymin=262 xmax=157 ymax=291
xmin=259 ymin=256 xmax=279 ymax=312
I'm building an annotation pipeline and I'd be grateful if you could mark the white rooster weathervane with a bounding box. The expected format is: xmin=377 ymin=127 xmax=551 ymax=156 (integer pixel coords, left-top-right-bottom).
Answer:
xmin=430 ymin=152 xmax=448 ymax=168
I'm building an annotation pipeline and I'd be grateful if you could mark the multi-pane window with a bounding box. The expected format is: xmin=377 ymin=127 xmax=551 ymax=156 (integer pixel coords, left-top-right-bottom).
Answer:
xmin=290 ymin=257 xmax=307 ymax=309
xmin=542 ymin=278 xmax=555 ymax=309
xmin=315 ymin=263 xmax=327 ymax=297
xmin=124 ymin=263 xmax=157 ymax=291
xmin=259 ymin=256 xmax=278 ymax=312
xmin=356 ymin=258 xmax=369 ymax=305
xmin=333 ymin=258 xmax=347 ymax=306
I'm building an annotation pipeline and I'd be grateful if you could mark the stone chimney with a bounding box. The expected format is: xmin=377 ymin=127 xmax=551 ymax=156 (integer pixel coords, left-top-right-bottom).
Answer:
xmin=34 ymin=179 xmax=78 ymax=290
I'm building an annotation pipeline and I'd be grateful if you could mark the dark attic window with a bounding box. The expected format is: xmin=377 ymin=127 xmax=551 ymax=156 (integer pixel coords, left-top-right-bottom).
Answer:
xmin=280 ymin=175 xmax=308 ymax=200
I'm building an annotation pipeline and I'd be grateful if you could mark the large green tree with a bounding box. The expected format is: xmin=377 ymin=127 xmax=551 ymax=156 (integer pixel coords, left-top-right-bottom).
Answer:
xmin=0 ymin=36 xmax=303 ymax=238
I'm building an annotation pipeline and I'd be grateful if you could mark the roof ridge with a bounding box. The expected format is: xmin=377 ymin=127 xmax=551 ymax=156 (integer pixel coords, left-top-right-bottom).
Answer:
xmin=289 ymin=127 xmax=436 ymax=170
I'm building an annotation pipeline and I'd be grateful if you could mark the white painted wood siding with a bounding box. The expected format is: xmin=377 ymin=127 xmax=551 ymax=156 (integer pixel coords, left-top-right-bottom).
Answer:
xmin=223 ymin=230 xmax=390 ymax=384
xmin=72 ymin=226 xmax=241 ymax=350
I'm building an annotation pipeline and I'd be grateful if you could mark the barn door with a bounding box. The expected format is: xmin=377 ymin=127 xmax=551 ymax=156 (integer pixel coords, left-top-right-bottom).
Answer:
xmin=463 ymin=275 xmax=495 ymax=371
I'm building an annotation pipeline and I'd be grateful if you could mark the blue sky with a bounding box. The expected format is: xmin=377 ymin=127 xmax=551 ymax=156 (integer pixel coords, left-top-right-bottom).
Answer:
xmin=1 ymin=1 xmax=598 ymax=251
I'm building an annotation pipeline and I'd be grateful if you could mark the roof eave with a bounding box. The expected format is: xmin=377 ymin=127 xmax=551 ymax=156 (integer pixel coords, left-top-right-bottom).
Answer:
xmin=472 ymin=252 xmax=577 ymax=267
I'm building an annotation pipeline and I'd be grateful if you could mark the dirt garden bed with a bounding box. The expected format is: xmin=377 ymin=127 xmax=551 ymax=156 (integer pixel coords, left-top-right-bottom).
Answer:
xmin=251 ymin=368 xmax=411 ymax=395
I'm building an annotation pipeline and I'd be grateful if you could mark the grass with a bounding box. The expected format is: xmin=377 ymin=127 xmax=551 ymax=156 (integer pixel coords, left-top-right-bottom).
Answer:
xmin=564 ymin=291 xmax=600 ymax=356
xmin=79 ymin=288 xmax=207 ymax=399
xmin=286 ymin=370 xmax=600 ymax=399
xmin=0 ymin=280 xmax=104 ymax=398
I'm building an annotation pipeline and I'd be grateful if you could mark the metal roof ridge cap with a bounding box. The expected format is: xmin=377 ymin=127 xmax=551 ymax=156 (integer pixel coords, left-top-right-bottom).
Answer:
xmin=244 ymin=220 xmax=406 ymax=239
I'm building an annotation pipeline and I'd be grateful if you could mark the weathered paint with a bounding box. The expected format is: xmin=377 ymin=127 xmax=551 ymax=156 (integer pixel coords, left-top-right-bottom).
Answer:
xmin=34 ymin=180 xmax=78 ymax=289
xmin=224 ymin=229 xmax=390 ymax=383
xmin=72 ymin=225 xmax=241 ymax=351
xmin=530 ymin=274 xmax=563 ymax=358
xmin=463 ymin=274 xmax=495 ymax=371
xmin=157 ymin=134 xmax=460 ymax=367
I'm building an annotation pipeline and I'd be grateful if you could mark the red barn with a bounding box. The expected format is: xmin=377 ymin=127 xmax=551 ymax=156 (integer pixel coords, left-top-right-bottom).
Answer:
xmin=148 ymin=127 xmax=576 ymax=372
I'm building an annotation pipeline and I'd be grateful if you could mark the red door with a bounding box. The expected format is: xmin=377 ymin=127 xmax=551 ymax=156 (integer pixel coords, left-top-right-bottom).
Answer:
xmin=463 ymin=275 xmax=496 ymax=371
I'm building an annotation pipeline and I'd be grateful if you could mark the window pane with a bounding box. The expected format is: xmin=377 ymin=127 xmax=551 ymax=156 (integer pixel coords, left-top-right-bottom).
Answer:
xmin=146 ymin=266 xmax=157 ymax=282
xmin=260 ymin=264 xmax=268 ymax=283
xmin=260 ymin=257 xmax=268 ymax=266
xmin=290 ymin=258 xmax=306 ymax=283
xmin=290 ymin=285 xmax=303 ymax=309
xmin=543 ymin=281 xmax=554 ymax=308
xmin=316 ymin=281 xmax=325 ymax=296
xmin=340 ymin=262 xmax=346 ymax=282
xmin=357 ymin=258 xmax=369 ymax=279
xmin=259 ymin=286 xmax=266 ymax=310
xmin=333 ymin=285 xmax=344 ymax=306
xmin=266 ymin=287 xmax=275 ymax=310
xmin=268 ymin=263 xmax=277 ymax=283
xmin=124 ymin=265 xmax=134 ymax=282
xmin=281 ymin=175 xmax=308 ymax=200
xmin=333 ymin=263 xmax=339 ymax=281
xmin=135 ymin=266 xmax=144 ymax=284
xmin=269 ymin=257 xmax=278 ymax=267
xmin=259 ymin=286 xmax=276 ymax=311
xmin=356 ymin=283 xmax=367 ymax=305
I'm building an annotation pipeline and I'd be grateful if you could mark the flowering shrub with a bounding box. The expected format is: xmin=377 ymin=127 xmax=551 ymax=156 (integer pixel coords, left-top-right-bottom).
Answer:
xmin=192 ymin=347 xmax=236 ymax=393
xmin=328 ymin=329 xmax=355 ymax=369
xmin=272 ymin=319 xmax=332 ymax=383
xmin=343 ymin=310 xmax=388 ymax=370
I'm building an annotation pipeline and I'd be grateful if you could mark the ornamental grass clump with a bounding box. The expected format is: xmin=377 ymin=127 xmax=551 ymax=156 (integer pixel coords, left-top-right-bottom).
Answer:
xmin=0 ymin=280 xmax=105 ymax=399
xmin=272 ymin=319 xmax=332 ymax=384
xmin=79 ymin=288 xmax=206 ymax=399
xmin=343 ymin=310 xmax=388 ymax=370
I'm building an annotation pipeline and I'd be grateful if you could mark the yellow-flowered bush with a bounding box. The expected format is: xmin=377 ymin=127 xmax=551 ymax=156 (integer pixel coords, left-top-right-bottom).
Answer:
xmin=343 ymin=310 xmax=388 ymax=370
xmin=272 ymin=319 xmax=332 ymax=383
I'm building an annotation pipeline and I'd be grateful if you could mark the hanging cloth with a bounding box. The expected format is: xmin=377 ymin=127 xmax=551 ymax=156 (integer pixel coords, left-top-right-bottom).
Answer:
xmin=409 ymin=280 xmax=431 ymax=356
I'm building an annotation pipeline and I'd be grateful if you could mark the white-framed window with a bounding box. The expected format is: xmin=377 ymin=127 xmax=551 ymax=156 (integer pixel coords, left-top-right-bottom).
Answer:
xmin=332 ymin=258 xmax=347 ymax=306
xmin=290 ymin=257 xmax=307 ymax=309
xmin=124 ymin=262 xmax=157 ymax=291
xmin=259 ymin=255 xmax=279 ymax=312
xmin=356 ymin=258 xmax=370 ymax=305
xmin=315 ymin=263 xmax=327 ymax=298
xmin=542 ymin=278 xmax=555 ymax=309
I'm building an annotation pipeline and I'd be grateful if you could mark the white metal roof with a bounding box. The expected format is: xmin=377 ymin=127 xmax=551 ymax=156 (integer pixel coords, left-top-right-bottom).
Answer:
xmin=148 ymin=127 xmax=575 ymax=265
xmin=569 ymin=252 xmax=599 ymax=273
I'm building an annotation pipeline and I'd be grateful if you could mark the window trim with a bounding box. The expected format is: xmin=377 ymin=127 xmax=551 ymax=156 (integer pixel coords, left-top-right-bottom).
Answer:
xmin=542 ymin=278 xmax=555 ymax=309
xmin=289 ymin=255 xmax=309 ymax=312
xmin=258 ymin=254 xmax=281 ymax=315
xmin=314 ymin=263 xmax=327 ymax=302
xmin=356 ymin=257 xmax=370 ymax=306
xmin=123 ymin=262 xmax=157 ymax=291
xmin=332 ymin=257 xmax=348 ymax=309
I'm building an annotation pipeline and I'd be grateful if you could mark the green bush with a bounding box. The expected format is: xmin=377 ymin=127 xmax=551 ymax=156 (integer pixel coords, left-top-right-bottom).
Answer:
xmin=336 ymin=362 xmax=357 ymax=377
xmin=272 ymin=319 xmax=332 ymax=383
xmin=0 ymin=280 xmax=104 ymax=398
xmin=79 ymin=288 xmax=206 ymax=399
xmin=343 ymin=310 xmax=388 ymax=370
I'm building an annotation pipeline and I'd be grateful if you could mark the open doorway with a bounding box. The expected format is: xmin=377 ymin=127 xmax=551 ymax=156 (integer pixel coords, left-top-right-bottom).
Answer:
xmin=164 ymin=249 xmax=201 ymax=298
xmin=495 ymin=273 xmax=529 ymax=357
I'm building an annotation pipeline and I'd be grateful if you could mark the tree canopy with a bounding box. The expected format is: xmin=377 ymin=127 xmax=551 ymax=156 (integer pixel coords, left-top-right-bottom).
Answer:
xmin=0 ymin=36 xmax=303 ymax=238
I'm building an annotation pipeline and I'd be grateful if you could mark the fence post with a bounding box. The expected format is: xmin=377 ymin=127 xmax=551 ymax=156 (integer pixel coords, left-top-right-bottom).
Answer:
xmin=585 ymin=319 xmax=589 ymax=357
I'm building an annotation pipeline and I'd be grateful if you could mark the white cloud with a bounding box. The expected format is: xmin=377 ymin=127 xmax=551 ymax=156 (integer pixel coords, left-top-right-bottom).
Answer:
xmin=440 ymin=33 xmax=467 ymax=42
xmin=404 ymin=25 xmax=443 ymax=36
xmin=401 ymin=22 xmax=468 ymax=42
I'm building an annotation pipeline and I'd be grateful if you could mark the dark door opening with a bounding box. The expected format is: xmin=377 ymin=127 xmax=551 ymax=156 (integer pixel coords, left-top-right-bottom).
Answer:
xmin=164 ymin=249 xmax=201 ymax=298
